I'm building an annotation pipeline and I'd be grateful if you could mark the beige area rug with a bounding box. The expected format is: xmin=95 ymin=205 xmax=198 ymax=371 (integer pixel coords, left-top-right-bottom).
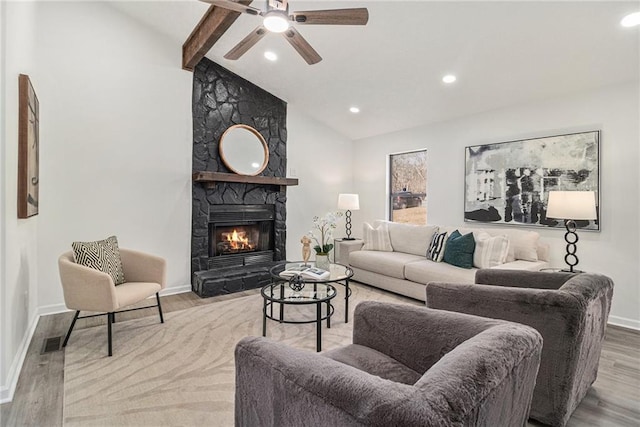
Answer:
xmin=63 ymin=282 xmax=419 ymax=426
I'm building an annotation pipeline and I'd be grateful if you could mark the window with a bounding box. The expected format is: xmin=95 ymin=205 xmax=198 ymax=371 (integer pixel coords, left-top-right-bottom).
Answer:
xmin=388 ymin=149 xmax=427 ymax=224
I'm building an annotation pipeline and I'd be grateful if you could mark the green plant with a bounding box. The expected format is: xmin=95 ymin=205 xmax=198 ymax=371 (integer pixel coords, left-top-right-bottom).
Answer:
xmin=308 ymin=211 xmax=343 ymax=255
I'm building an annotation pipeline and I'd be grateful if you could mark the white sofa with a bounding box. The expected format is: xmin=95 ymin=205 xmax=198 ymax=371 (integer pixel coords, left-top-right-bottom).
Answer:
xmin=338 ymin=221 xmax=549 ymax=301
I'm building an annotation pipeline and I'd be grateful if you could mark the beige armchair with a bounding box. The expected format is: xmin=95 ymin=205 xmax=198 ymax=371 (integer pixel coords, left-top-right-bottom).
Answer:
xmin=58 ymin=248 xmax=167 ymax=356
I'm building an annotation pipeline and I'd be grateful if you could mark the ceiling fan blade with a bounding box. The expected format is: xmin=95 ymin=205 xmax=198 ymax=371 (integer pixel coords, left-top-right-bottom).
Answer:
xmin=224 ymin=26 xmax=268 ymax=60
xmin=290 ymin=8 xmax=369 ymax=25
xmin=283 ymin=27 xmax=322 ymax=65
xmin=199 ymin=0 xmax=262 ymax=16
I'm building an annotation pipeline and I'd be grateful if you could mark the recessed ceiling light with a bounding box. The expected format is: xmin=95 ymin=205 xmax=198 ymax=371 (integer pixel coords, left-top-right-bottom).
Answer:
xmin=621 ymin=12 xmax=640 ymax=27
xmin=349 ymin=106 xmax=360 ymax=113
xmin=264 ymin=51 xmax=278 ymax=61
xmin=442 ymin=74 xmax=457 ymax=84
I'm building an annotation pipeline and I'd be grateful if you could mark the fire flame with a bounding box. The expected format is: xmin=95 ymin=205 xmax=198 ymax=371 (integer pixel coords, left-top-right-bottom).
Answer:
xmin=224 ymin=229 xmax=254 ymax=251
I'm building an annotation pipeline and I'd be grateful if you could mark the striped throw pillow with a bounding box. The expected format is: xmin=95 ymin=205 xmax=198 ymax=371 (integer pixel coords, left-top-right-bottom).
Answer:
xmin=427 ymin=230 xmax=448 ymax=262
xmin=362 ymin=222 xmax=393 ymax=252
xmin=473 ymin=233 xmax=510 ymax=268
xmin=72 ymin=235 xmax=126 ymax=285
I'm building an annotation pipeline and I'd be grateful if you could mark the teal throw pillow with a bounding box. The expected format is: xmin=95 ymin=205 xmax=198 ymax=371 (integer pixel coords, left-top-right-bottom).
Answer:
xmin=443 ymin=230 xmax=476 ymax=269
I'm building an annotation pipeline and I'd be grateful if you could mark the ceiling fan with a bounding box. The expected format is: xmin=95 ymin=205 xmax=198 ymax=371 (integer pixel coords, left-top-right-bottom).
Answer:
xmin=199 ymin=0 xmax=369 ymax=64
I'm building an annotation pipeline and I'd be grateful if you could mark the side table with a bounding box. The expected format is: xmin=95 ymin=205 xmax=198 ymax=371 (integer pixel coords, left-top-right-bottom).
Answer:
xmin=334 ymin=238 xmax=364 ymax=265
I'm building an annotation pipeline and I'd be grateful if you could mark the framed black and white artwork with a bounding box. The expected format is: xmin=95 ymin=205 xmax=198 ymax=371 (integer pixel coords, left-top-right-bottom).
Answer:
xmin=464 ymin=131 xmax=600 ymax=230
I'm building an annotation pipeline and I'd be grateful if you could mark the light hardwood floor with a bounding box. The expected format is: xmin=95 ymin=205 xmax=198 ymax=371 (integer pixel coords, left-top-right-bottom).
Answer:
xmin=1 ymin=287 xmax=639 ymax=426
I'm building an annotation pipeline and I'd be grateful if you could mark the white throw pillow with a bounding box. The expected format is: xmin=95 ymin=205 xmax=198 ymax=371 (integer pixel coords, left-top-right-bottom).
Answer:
xmin=473 ymin=232 xmax=510 ymax=268
xmin=386 ymin=222 xmax=438 ymax=256
xmin=362 ymin=222 xmax=393 ymax=252
xmin=490 ymin=229 xmax=540 ymax=262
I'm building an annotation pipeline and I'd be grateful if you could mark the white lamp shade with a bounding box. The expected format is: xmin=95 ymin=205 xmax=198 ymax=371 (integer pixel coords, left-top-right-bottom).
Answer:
xmin=338 ymin=194 xmax=360 ymax=210
xmin=546 ymin=191 xmax=597 ymax=220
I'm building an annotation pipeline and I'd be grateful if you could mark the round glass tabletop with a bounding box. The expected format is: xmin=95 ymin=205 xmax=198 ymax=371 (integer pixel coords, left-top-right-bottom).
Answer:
xmin=269 ymin=261 xmax=354 ymax=283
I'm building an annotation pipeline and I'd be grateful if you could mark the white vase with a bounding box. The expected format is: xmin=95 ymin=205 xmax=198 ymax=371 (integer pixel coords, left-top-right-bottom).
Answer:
xmin=315 ymin=253 xmax=330 ymax=270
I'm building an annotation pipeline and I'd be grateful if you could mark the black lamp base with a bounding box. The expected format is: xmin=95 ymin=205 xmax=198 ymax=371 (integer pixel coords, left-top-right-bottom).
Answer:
xmin=344 ymin=210 xmax=354 ymax=240
xmin=342 ymin=237 xmax=356 ymax=241
xmin=563 ymin=219 xmax=580 ymax=273
xmin=559 ymin=268 xmax=583 ymax=273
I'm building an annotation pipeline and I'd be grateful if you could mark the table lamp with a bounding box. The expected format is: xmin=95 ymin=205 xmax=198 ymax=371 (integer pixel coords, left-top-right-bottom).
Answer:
xmin=546 ymin=191 xmax=597 ymax=273
xmin=338 ymin=194 xmax=359 ymax=240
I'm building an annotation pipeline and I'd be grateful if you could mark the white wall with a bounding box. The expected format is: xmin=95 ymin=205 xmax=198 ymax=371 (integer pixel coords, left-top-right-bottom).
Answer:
xmin=34 ymin=2 xmax=193 ymax=313
xmin=1 ymin=0 xmax=40 ymax=403
xmin=352 ymin=82 xmax=640 ymax=328
xmin=286 ymin=106 xmax=354 ymax=259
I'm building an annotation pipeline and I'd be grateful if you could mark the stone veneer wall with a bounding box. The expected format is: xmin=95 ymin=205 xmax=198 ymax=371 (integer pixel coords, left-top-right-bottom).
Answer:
xmin=191 ymin=58 xmax=288 ymax=296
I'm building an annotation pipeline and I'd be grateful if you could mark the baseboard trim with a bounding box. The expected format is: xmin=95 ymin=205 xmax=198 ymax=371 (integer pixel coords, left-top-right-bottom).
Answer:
xmin=160 ymin=285 xmax=192 ymax=296
xmin=37 ymin=303 xmax=68 ymax=317
xmin=608 ymin=315 xmax=640 ymax=331
xmin=35 ymin=285 xmax=193 ymax=317
xmin=0 ymin=312 xmax=40 ymax=404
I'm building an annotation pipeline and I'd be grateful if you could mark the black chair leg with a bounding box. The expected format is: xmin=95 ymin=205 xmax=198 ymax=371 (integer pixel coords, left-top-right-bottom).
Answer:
xmin=62 ymin=310 xmax=80 ymax=348
xmin=107 ymin=312 xmax=113 ymax=357
xmin=156 ymin=293 xmax=164 ymax=324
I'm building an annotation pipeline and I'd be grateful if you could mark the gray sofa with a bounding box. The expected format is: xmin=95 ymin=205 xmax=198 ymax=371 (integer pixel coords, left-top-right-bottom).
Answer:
xmin=235 ymin=301 xmax=543 ymax=426
xmin=426 ymin=269 xmax=614 ymax=426
xmin=339 ymin=221 xmax=549 ymax=301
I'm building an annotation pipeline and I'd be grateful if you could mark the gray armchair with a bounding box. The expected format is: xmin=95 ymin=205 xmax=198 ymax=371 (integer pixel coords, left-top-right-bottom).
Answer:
xmin=426 ymin=270 xmax=614 ymax=426
xmin=235 ymin=301 xmax=543 ymax=426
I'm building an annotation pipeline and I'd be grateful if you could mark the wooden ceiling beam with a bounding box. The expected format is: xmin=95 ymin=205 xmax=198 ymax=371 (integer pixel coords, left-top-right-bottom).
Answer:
xmin=182 ymin=1 xmax=254 ymax=71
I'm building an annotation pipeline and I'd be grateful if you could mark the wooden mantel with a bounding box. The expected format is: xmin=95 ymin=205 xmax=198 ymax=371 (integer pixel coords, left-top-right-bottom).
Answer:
xmin=193 ymin=171 xmax=298 ymax=190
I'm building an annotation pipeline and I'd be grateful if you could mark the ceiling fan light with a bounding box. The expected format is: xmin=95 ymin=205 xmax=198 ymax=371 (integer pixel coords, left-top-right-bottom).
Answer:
xmin=264 ymin=11 xmax=290 ymax=33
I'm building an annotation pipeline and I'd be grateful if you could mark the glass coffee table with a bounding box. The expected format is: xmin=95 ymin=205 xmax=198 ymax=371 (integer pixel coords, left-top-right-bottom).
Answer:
xmin=269 ymin=261 xmax=354 ymax=323
xmin=261 ymin=281 xmax=336 ymax=352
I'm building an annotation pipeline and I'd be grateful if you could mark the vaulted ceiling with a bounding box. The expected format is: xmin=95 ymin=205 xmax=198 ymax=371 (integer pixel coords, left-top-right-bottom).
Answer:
xmin=109 ymin=1 xmax=640 ymax=140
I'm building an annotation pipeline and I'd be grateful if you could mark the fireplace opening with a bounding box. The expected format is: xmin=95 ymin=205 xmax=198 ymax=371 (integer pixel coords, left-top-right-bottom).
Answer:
xmin=207 ymin=204 xmax=276 ymax=264
xmin=215 ymin=224 xmax=259 ymax=256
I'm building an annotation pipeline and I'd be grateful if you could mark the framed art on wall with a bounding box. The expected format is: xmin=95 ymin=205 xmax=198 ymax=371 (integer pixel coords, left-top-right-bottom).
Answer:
xmin=18 ymin=74 xmax=40 ymax=218
xmin=464 ymin=131 xmax=600 ymax=230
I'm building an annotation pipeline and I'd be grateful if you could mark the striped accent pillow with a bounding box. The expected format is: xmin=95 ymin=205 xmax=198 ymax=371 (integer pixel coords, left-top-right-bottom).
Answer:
xmin=427 ymin=230 xmax=448 ymax=262
xmin=72 ymin=235 xmax=126 ymax=285
xmin=362 ymin=222 xmax=393 ymax=252
xmin=473 ymin=233 xmax=510 ymax=268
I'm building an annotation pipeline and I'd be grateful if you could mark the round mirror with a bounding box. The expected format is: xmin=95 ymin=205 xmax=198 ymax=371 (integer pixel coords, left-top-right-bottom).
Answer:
xmin=219 ymin=124 xmax=269 ymax=176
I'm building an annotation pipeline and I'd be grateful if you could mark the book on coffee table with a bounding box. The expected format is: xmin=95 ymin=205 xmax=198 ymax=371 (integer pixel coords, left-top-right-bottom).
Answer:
xmin=280 ymin=264 xmax=330 ymax=280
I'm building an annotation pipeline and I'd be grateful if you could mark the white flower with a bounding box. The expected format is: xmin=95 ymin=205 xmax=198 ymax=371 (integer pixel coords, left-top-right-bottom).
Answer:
xmin=310 ymin=211 xmax=343 ymax=254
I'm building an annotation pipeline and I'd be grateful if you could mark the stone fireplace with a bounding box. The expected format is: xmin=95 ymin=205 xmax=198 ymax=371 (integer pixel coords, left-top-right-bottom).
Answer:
xmin=191 ymin=59 xmax=290 ymax=297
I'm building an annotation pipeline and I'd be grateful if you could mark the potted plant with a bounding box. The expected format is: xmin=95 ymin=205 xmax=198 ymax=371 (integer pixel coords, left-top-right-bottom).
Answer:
xmin=308 ymin=211 xmax=342 ymax=270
